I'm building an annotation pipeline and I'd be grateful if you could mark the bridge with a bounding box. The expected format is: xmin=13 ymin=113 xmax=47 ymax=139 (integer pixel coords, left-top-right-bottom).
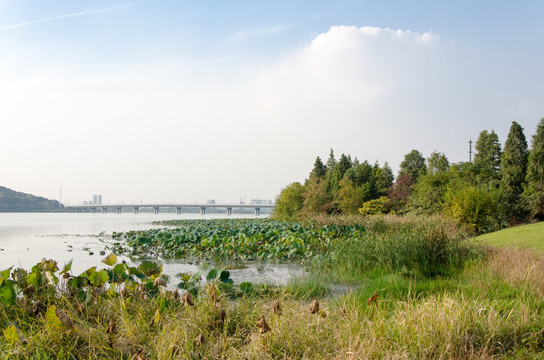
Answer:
xmin=63 ymin=203 xmax=276 ymax=216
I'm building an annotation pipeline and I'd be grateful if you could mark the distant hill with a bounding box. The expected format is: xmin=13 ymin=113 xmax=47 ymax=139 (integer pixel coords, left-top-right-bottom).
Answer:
xmin=0 ymin=186 xmax=63 ymax=212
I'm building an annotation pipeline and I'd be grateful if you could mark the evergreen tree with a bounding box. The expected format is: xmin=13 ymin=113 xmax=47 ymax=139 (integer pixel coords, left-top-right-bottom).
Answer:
xmin=325 ymin=149 xmax=336 ymax=174
xmin=353 ymin=160 xmax=373 ymax=187
xmin=525 ymin=118 xmax=544 ymax=220
xmin=399 ymin=149 xmax=427 ymax=181
xmin=500 ymin=121 xmax=529 ymax=222
xmin=375 ymin=162 xmax=394 ymax=196
xmin=309 ymin=156 xmax=326 ymax=179
xmin=329 ymin=154 xmax=352 ymax=195
xmin=474 ymin=130 xmax=502 ymax=179
xmin=427 ymin=151 xmax=449 ymax=174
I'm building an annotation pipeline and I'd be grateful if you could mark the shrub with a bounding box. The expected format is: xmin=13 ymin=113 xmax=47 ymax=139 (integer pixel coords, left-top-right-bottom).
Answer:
xmin=272 ymin=182 xmax=305 ymax=221
xmin=444 ymin=184 xmax=503 ymax=233
xmin=358 ymin=196 xmax=389 ymax=216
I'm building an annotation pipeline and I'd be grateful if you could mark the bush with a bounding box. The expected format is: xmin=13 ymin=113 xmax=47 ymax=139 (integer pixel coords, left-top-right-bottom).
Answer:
xmin=358 ymin=196 xmax=389 ymax=216
xmin=272 ymin=182 xmax=305 ymax=221
xmin=444 ymin=184 xmax=503 ymax=233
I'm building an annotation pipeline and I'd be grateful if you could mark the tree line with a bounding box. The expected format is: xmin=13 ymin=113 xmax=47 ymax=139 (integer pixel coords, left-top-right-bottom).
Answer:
xmin=273 ymin=119 xmax=544 ymax=233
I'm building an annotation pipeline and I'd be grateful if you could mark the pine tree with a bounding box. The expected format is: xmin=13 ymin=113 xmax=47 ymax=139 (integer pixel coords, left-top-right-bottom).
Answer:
xmin=474 ymin=129 xmax=502 ymax=179
xmin=500 ymin=121 xmax=529 ymax=222
xmin=329 ymin=154 xmax=352 ymax=195
xmin=525 ymin=118 xmax=544 ymax=220
xmin=325 ymin=149 xmax=336 ymax=175
xmin=309 ymin=157 xmax=326 ymax=179
xmin=375 ymin=162 xmax=394 ymax=196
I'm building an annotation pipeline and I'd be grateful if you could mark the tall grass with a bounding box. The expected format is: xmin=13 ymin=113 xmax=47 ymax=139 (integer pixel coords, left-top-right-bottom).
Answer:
xmin=3 ymin=268 xmax=543 ymax=359
xmin=314 ymin=215 xmax=477 ymax=279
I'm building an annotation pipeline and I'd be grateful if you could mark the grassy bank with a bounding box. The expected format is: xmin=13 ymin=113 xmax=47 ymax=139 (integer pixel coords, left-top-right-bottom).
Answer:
xmin=474 ymin=221 xmax=544 ymax=252
xmin=1 ymin=216 xmax=544 ymax=359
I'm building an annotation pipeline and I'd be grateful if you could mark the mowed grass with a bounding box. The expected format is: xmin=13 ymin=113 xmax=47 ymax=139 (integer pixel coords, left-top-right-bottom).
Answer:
xmin=473 ymin=221 xmax=544 ymax=252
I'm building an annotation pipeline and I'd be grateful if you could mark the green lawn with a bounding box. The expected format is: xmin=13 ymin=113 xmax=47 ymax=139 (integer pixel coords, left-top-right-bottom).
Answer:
xmin=473 ymin=221 xmax=544 ymax=252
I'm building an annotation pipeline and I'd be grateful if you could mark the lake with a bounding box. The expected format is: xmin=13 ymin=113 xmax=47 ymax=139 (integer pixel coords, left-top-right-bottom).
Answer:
xmin=0 ymin=212 xmax=303 ymax=286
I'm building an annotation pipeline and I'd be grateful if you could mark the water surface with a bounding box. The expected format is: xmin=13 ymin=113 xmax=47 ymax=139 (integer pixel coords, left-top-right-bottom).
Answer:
xmin=0 ymin=213 xmax=303 ymax=285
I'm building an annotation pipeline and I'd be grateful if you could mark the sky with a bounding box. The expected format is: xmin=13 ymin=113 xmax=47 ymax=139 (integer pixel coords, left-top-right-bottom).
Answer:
xmin=0 ymin=0 xmax=543 ymax=205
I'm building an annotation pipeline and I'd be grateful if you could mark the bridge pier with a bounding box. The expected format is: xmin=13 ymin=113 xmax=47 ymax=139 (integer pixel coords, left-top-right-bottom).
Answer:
xmin=116 ymin=206 xmax=122 ymax=214
xmin=255 ymin=207 xmax=261 ymax=216
xmin=227 ymin=207 xmax=232 ymax=216
xmin=176 ymin=207 xmax=182 ymax=215
xmin=153 ymin=206 xmax=159 ymax=214
xmin=200 ymin=207 xmax=206 ymax=215
xmin=91 ymin=208 xmax=96 ymax=214
xmin=103 ymin=207 xmax=108 ymax=214
xmin=133 ymin=206 xmax=139 ymax=214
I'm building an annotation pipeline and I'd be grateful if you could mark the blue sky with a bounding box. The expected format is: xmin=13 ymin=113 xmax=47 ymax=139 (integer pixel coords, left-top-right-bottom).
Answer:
xmin=0 ymin=1 xmax=543 ymax=204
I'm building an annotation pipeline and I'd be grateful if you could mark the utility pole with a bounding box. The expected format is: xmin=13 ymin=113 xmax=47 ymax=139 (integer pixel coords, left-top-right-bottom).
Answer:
xmin=468 ymin=140 xmax=473 ymax=163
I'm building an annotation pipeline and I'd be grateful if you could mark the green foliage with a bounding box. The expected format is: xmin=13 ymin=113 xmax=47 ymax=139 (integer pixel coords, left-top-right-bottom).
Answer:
xmin=293 ymin=149 xmax=394 ymax=217
xmin=302 ymin=178 xmax=332 ymax=215
xmin=399 ymin=149 xmax=427 ymax=181
xmin=239 ymin=281 xmax=254 ymax=295
xmin=112 ymin=218 xmax=360 ymax=262
xmin=177 ymin=271 xmax=201 ymax=296
xmin=3 ymin=325 xmax=19 ymax=345
xmin=0 ymin=281 xmax=16 ymax=306
xmin=501 ymin=121 xmax=529 ymax=223
xmin=426 ymin=151 xmax=449 ymax=174
xmin=88 ymin=269 xmax=109 ymax=287
xmin=374 ymin=162 xmax=394 ymax=196
xmin=337 ymin=177 xmax=365 ymax=214
xmin=525 ymin=118 xmax=544 ymax=220
xmin=474 ymin=129 xmax=502 ymax=179
xmin=206 ymin=268 xmax=233 ymax=284
xmin=444 ymin=183 xmax=502 ymax=233
xmin=325 ymin=148 xmax=336 ymax=174
xmin=309 ymin=156 xmax=327 ymax=179
xmin=102 ymin=253 xmax=117 ymax=266
xmin=318 ymin=215 xmax=473 ymax=278
xmin=327 ymin=153 xmax=352 ymax=195
xmin=358 ymin=196 xmax=389 ymax=216
xmin=273 ymin=182 xmax=305 ymax=221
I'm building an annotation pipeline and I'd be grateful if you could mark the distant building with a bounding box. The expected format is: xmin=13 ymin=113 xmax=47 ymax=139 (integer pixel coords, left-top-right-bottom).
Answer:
xmin=206 ymin=199 xmax=216 ymax=204
xmin=92 ymin=194 xmax=103 ymax=205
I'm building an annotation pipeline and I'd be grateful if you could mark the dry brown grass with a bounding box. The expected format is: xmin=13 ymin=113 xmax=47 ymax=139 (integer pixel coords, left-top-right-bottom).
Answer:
xmin=487 ymin=247 xmax=544 ymax=296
